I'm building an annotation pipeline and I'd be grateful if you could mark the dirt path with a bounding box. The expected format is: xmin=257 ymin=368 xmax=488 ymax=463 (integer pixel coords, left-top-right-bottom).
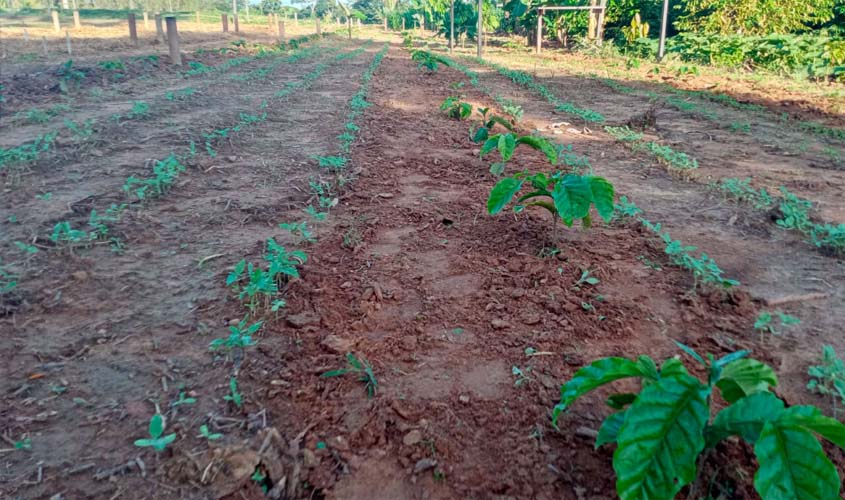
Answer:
xmin=1 ymin=39 xmax=375 ymax=499
xmin=242 ymin=46 xmax=773 ymax=499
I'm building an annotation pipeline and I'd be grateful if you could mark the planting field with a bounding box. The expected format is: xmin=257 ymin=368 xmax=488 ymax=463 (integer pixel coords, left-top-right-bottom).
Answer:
xmin=3 ymin=24 xmax=845 ymax=500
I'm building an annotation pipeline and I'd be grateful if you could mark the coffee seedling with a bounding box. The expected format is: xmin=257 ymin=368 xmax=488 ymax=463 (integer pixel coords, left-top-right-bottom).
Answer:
xmin=754 ymin=310 xmax=801 ymax=342
xmin=554 ymin=343 xmax=845 ymax=500
xmin=134 ymin=413 xmax=176 ymax=452
xmin=480 ymin=133 xmax=558 ymax=175
xmin=224 ymin=377 xmax=243 ymax=408
xmin=807 ymin=345 xmax=845 ymax=418
xmin=440 ymin=97 xmax=472 ymax=120
xmin=488 ymin=171 xmax=614 ymax=229
xmin=411 ymin=49 xmax=448 ymax=72
xmin=279 ymin=221 xmax=316 ymax=244
xmin=198 ymin=425 xmax=223 ymax=441
xmin=321 ymin=352 xmax=378 ymax=398
xmin=210 ymin=316 xmax=261 ymax=351
xmin=471 ymin=107 xmax=515 ymax=144
xmin=574 ymin=269 xmax=600 ymax=288
xmin=171 ymin=391 xmax=196 ymax=407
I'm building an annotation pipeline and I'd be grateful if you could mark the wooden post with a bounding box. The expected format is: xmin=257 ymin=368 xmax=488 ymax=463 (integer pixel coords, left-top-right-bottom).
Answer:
xmin=315 ymin=17 xmax=320 ymax=35
xmin=155 ymin=13 xmax=165 ymax=42
xmin=51 ymin=10 xmax=61 ymax=33
xmin=65 ymin=30 xmax=72 ymax=54
xmin=347 ymin=16 xmax=351 ymax=39
xmin=143 ymin=11 xmax=149 ymax=30
xmin=233 ymin=14 xmax=239 ymax=32
xmin=166 ymin=16 xmax=181 ymax=65
xmin=41 ymin=36 xmax=48 ymax=57
xmin=657 ymin=0 xmax=669 ymax=60
xmin=278 ymin=20 xmax=284 ymax=41
xmin=294 ymin=11 xmax=297 ymax=26
xmin=536 ymin=9 xmax=542 ymax=53
xmin=476 ymin=0 xmax=482 ymax=57
xmin=268 ymin=12 xmax=273 ymax=31
xmin=128 ymin=13 xmax=138 ymax=45
xmin=587 ymin=0 xmax=597 ymax=39
xmin=222 ymin=13 xmax=228 ymax=32
xmin=73 ymin=10 xmax=80 ymax=28
xmin=449 ymin=0 xmax=454 ymax=52
xmin=596 ymin=0 xmax=607 ymax=45
xmin=383 ymin=16 xmax=386 ymax=31
xmin=401 ymin=17 xmax=404 ymax=31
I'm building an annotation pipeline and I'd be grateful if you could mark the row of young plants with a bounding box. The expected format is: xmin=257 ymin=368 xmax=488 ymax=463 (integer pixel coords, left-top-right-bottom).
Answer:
xmin=134 ymin=43 xmax=389 ymax=456
xmin=713 ymin=177 xmax=845 ymax=254
xmin=1 ymin=42 xmax=369 ymax=308
xmin=0 ymin=39 xmax=335 ymax=185
xmin=605 ymin=125 xmax=699 ymax=174
xmin=421 ymin=51 xmax=845 ymax=500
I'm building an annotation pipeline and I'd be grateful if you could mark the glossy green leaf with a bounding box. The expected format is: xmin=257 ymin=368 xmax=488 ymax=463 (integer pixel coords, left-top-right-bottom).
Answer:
xmin=516 ymin=135 xmax=557 ymax=164
xmin=614 ymin=374 xmax=709 ymax=500
xmin=498 ymin=133 xmax=516 ymax=161
xmin=779 ymin=406 xmax=845 ymax=448
xmin=554 ymin=357 xmax=656 ymax=425
xmin=715 ymin=358 xmax=777 ymax=403
xmin=587 ymin=176 xmax=615 ymax=222
xmin=473 ymin=127 xmax=489 ymax=143
xmin=607 ymin=393 xmax=637 ymax=410
xmin=708 ymin=392 xmax=785 ymax=446
xmin=754 ymin=421 xmax=840 ymax=500
xmin=148 ymin=414 xmax=164 ymax=439
xmin=552 ymin=174 xmax=593 ymax=223
xmin=597 ymin=411 xmax=626 ymax=449
xmin=480 ymin=134 xmax=500 ymax=157
xmin=487 ymin=178 xmax=524 ymax=215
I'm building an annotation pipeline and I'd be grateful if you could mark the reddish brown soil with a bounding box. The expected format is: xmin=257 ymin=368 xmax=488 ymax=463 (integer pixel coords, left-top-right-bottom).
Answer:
xmin=2 ymin=35 xmax=845 ymax=500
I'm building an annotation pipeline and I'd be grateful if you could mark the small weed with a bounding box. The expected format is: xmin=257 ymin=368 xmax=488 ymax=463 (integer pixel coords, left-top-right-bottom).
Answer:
xmin=807 ymin=345 xmax=845 ymax=418
xmin=210 ymin=316 xmax=261 ymax=352
xmin=279 ymin=221 xmax=316 ymax=244
xmin=753 ymin=310 xmax=801 ymax=342
xmin=321 ymin=352 xmax=378 ymax=398
xmin=198 ymin=424 xmax=223 ymax=441
xmin=574 ymin=269 xmax=600 ymax=288
xmin=134 ymin=414 xmax=176 ymax=452
xmin=224 ymin=377 xmax=243 ymax=408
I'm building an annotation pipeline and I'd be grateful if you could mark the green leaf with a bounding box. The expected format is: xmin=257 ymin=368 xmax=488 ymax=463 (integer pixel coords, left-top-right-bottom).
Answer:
xmin=597 ymin=411 xmax=626 ymax=449
xmin=554 ymin=357 xmax=656 ymax=424
xmin=754 ymin=421 xmax=840 ymax=500
xmin=779 ymin=406 xmax=845 ymax=448
xmin=487 ymin=178 xmax=524 ymax=215
xmin=614 ymin=374 xmax=709 ymax=500
xmin=498 ymin=133 xmax=516 ymax=161
xmin=674 ymin=341 xmax=706 ymax=366
xmin=480 ymin=135 xmax=500 ymax=157
xmin=488 ymin=115 xmax=514 ymax=131
xmin=472 ymin=126 xmax=489 ymax=143
xmin=516 ymin=135 xmax=557 ymax=164
xmin=552 ymin=174 xmax=593 ymax=224
xmin=708 ymin=392 xmax=785 ymax=446
xmin=320 ymin=368 xmax=349 ymax=378
xmin=489 ymin=162 xmax=506 ymax=176
xmin=148 ymin=414 xmax=164 ymax=439
xmin=587 ymin=176 xmax=615 ymax=222
xmin=715 ymin=358 xmax=777 ymax=403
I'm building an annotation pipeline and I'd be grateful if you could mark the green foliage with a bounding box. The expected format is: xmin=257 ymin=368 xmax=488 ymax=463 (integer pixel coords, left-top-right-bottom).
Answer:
xmin=98 ymin=59 xmax=125 ymax=71
xmin=279 ymin=221 xmax=316 ymax=244
xmin=676 ymin=0 xmax=837 ymax=36
xmin=315 ymin=155 xmax=348 ymax=170
xmin=226 ymin=239 xmax=306 ymax=313
xmin=480 ymin=133 xmax=557 ymax=169
xmin=488 ymin=171 xmax=615 ymax=228
xmin=134 ymin=414 xmax=176 ymax=452
xmin=554 ymin=344 xmax=845 ymax=500
xmin=321 ymin=352 xmax=378 ymax=398
xmin=165 ymin=87 xmax=197 ymax=101
xmin=0 ymin=259 xmax=17 ymax=295
xmin=57 ymin=59 xmax=86 ymax=93
xmin=64 ymin=118 xmax=96 ymax=142
xmin=754 ymin=310 xmax=801 ymax=341
xmin=224 ymin=377 xmax=243 ymax=408
xmin=439 ymin=97 xmax=473 ymax=120
xmin=621 ymin=13 xmax=649 ymax=44
xmin=122 ymin=154 xmax=186 ymax=200
xmin=0 ymin=132 xmax=58 ymax=175
xmin=471 ymin=107 xmax=514 ymax=144
xmin=606 ymin=127 xmax=697 ymax=171
xmin=807 ymin=345 xmax=845 ymax=418
xmin=712 ymin=177 xmax=774 ymax=209
xmin=209 ymin=316 xmax=261 ymax=352
xmin=198 ymin=425 xmax=223 ymax=441
xmin=411 ymin=49 xmax=449 ymax=72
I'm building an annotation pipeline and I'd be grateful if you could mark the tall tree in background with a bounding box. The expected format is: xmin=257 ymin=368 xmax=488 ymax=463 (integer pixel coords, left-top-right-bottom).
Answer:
xmin=677 ymin=0 xmax=836 ymax=34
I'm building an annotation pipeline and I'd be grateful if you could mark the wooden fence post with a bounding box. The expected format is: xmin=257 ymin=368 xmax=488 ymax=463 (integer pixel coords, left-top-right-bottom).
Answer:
xmin=222 ymin=13 xmax=229 ymax=32
xmin=294 ymin=11 xmax=298 ymax=26
xmin=51 ymin=10 xmax=61 ymax=33
xmin=166 ymin=16 xmax=181 ymax=65
xmin=278 ymin=20 xmax=285 ymax=41
xmin=233 ymin=14 xmax=239 ymax=32
xmin=536 ymin=9 xmax=543 ymax=53
xmin=73 ymin=10 xmax=81 ymax=28
xmin=41 ymin=36 xmax=48 ymax=57
xmin=65 ymin=30 xmax=72 ymax=54
xmin=155 ymin=13 xmax=165 ymax=42
xmin=143 ymin=11 xmax=149 ymax=30
xmin=128 ymin=13 xmax=138 ymax=46
xmin=315 ymin=17 xmax=320 ymax=35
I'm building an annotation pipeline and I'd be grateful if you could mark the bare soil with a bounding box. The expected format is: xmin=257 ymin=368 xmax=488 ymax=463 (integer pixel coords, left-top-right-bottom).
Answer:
xmin=2 ymin=32 xmax=845 ymax=500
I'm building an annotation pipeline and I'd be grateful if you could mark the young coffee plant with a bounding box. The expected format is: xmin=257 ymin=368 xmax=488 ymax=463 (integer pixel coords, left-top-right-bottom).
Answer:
xmin=411 ymin=49 xmax=448 ymax=72
xmin=321 ymin=352 xmax=378 ymax=398
xmin=440 ymin=97 xmax=472 ymax=120
xmin=224 ymin=376 xmax=243 ymax=408
xmin=122 ymin=154 xmax=185 ymax=201
xmin=554 ymin=343 xmax=845 ymax=500
xmin=226 ymin=239 xmax=306 ymax=313
xmin=807 ymin=345 xmax=845 ymax=419
xmin=471 ymin=107 xmax=515 ymax=144
xmin=488 ymin=171 xmax=615 ymax=229
xmin=209 ymin=316 xmax=261 ymax=352
xmin=279 ymin=221 xmax=316 ymax=244
xmin=134 ymin=413 xmax=176 ymax=452
xmin=480 ymin=133 xmax=558 ymax=175
xmin=753 ymin=310 xmax=800 ymax=342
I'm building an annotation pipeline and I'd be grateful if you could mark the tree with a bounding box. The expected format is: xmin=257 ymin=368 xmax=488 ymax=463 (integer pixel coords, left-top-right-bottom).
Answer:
xmin=676 ymin=0 xmax=837 ymax=35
